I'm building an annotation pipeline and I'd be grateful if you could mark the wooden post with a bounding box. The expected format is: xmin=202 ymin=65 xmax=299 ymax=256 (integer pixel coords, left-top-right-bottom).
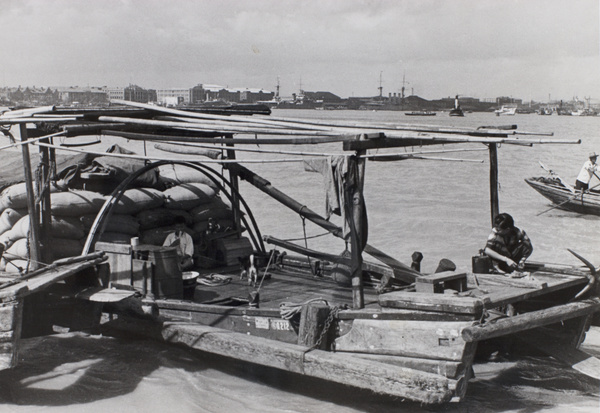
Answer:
xmin=350 ymin=134 xmax=367 ymax=309
xmin=298 ymin=303 xmax=330 ymax=349
xmin=224 ymin=134 xmax=242 ymax=237
xmin=38 ymin=136 xmax=52 ymax=263
xmin=19 ymin=125 xmax=41 ymax=270
xmin=488 ymin=143 xmax=500 ymax=225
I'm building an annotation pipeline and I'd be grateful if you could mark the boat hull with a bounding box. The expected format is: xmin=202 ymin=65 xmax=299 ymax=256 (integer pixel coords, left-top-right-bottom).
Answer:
xmin=405 ymin=111 xmax=436 ymax=116
xmin=525 ymin=177 xmax=600 ymax=216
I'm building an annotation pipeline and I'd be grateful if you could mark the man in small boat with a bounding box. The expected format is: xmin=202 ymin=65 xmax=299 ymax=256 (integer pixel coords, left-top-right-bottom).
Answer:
xmin=163 ymin=216 xmax=194 ymax=271
xmin=574 ymin=152 xmax=599 ymax=191
xmin=483 ymin=213 xmax=533 ymax=273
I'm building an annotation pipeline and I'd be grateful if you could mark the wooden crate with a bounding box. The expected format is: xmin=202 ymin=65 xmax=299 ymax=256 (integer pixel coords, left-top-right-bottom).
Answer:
xmin=215 ymin=237 xmax=253 ymax=266
xmin=415 ymin=271 xmax=468 ymax=294
xmin=95 ymin=241 xmax=132 ymax=286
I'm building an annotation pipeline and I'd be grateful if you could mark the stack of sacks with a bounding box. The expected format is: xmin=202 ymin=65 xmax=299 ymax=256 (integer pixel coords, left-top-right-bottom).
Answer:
xmin=0 ymin=185 xmax=105 ymax=272
xmin=0 ymin=163 xmax=239 ymax=273
xmin=138 ymin=182 xmax=235 ymax=247
xmin=145 ymin=164 xmax=237 ymax=245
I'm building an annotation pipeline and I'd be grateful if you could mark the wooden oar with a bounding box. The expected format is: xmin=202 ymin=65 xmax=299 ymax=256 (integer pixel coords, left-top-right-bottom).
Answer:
xmin=536 ymin=181 xmax=600 ymax=216
xmin=567 ymin=249 xmax=598 ymax=300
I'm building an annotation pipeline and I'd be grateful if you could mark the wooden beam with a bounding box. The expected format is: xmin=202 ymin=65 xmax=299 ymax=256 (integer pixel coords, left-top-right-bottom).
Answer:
xmin=38 ymin=135 xmax=52 ymax=263
xmin=488 ymin=143 xmax=499 ymax=224
xmin=350 ymin=135 xmax=367 ymax=309
xmin=461 ymin=298 xmax=600 ymax=342
xmin=263 ymin=236 xmax=347 ymax=264
xmin=298 ymin=303 xmax=330 ymax=348
xmin=225 ymin=134 xmax=242 ymax=236
xmin=103 ymin=317 xmax=457 ymax=404
xmin=19 ymin=125 xmax=40 ymax=270
xmin=344 ymin=137 xmax=463 ymax=151
xmin=229 ymin=164 xmax=344 ymax=237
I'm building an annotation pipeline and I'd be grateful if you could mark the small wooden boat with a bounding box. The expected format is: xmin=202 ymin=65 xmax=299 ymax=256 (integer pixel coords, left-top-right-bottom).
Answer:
xmin=525 ymin=176 xmax=600 ymax=216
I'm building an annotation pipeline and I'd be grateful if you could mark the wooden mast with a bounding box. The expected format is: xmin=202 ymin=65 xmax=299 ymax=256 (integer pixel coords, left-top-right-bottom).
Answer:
xmin=488 ymin=143 xmax=500 ymax=224
xmin=19 ymin=125 xmax=41 ymax=270
xmin=350 ymin=134 xmax=367 ymax=309
xmin=38 ymin=135 xmax=52 ymax=263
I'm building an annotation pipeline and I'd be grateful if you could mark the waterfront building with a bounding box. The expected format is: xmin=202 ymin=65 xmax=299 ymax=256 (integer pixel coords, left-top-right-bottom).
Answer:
xmin=156 ymin=88 xmax=191 ymax=105
xmin=105 ymin=86 xmax=125 ymax=101
xmin=56 ymin=86 xmax=108 ymax=105
xmin=124 ymin=84 xmax=155 ymax=103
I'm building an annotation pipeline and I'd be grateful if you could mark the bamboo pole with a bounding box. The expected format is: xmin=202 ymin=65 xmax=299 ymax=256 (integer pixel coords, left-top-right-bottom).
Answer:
xmin=18 ymin=125 xmax=41 ymax=271
xmin=155 ymin=141 xmax=345 ymax=157
xmin=0 ymin=105 xmax=55 ymax=118
xmin=0 ymin=131 xmax=66 ymax=152
xmin=103 ymin=129 xmax=579 ymax=149
xmin=32 ymin=141 xmax=306 ymax=164
xmin=104 ymin=130 xmax=347 ymax=145
xmin=113 ymin=98 xmax=556 ymax=139
xmin=0 ymin=117 xmax=78 ymax=124
xmin=153 ymin=143 xmax=223 ymax=159
xmin=98 ymin=116 xmax=348 ymax=136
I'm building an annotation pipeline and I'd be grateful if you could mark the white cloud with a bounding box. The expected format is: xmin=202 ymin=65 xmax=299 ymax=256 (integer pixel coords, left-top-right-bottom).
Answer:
xmin=0 ymin=0 xmax=597 ymax=100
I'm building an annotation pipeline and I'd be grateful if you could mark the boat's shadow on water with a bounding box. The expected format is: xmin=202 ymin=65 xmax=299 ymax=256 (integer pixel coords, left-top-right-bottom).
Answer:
xmin=0 ymin=333 xmax=169 ymax=406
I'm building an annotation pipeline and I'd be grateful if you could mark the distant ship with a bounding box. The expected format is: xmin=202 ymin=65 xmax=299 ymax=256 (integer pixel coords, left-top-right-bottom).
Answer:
xmin=449 ymin=95 xmax=464 ymax=117
xmin=405 ymin=111 xmax=436 ymax=116
xmin=494 ymin=106 xmax=517 ymax=116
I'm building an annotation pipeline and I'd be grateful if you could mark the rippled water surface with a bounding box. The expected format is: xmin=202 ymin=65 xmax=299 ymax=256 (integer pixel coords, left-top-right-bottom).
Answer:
xmin=0 ymin=110 xmax=598 ymax=412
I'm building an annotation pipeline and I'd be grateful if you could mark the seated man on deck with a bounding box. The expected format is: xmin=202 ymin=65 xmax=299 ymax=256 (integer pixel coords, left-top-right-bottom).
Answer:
xmin=163 ymin=216 xmax=194 ymax=271
xmin=483 ymin=213 xmax=533 ymax=273
xmin=574 ymin=151 xmax=598 ymax=191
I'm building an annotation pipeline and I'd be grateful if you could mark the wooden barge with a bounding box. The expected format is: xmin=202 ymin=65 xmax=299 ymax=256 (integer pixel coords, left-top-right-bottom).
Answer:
xmin=0 ymin=102 xmax=598 ymax=405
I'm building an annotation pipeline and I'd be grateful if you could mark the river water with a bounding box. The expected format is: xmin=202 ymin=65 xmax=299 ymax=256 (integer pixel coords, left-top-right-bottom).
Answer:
xmin=0 ymin=109 xmax=598 ymax=412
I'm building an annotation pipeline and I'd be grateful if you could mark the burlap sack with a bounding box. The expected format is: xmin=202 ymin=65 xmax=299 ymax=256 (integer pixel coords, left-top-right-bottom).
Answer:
xmin=163 ymin=183 xmax=217 ymax=210
xmin=189 ymin=198 xmax=234 ymax=223
xmin=81 ymin=214 xmax=140 ymax=236
xmin=0 ymin=208 xmax=24 ymax=236
xmin=157 ymin=164 xmax=217 ymax=188
xmin=111 ymin=188 xmax=164 ymax=215
xmin=140 ymin=225 xmax=194 ymax=246
xmin=51 ymin=190 xmax=107 ymax=216
xmin=136 ymin=208 xmax=193 ymax=230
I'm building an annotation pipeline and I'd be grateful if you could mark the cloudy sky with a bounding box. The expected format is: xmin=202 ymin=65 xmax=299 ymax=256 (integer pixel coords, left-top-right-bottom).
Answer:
xmin=1 ymin=0 xmax=598 ymax=101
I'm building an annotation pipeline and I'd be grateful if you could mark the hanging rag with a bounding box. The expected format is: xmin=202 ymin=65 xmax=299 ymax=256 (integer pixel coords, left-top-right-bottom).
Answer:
xmin=304 ymin=155 xmax=351 ymax=238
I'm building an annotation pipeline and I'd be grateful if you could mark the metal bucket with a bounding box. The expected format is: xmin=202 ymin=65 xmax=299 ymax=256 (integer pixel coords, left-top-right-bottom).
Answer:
xmin=472 ymin=255 xmax=492 ymax=274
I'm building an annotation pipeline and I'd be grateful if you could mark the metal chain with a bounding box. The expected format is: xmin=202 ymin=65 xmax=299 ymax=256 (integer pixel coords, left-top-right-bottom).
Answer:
xmin=312 ymin=306 xmax=339 ymax=350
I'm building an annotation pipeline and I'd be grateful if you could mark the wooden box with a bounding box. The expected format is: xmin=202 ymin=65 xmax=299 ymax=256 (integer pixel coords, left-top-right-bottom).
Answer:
xmin=215 ymin=237 xmax=253 ymax=266
xmin=133 ymin=245 xmax=183 ymax=299
xmin=95 ymin=241 xmax=132 ymax=286
xmin=415 ymin=271 xmax=468 ymax=294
